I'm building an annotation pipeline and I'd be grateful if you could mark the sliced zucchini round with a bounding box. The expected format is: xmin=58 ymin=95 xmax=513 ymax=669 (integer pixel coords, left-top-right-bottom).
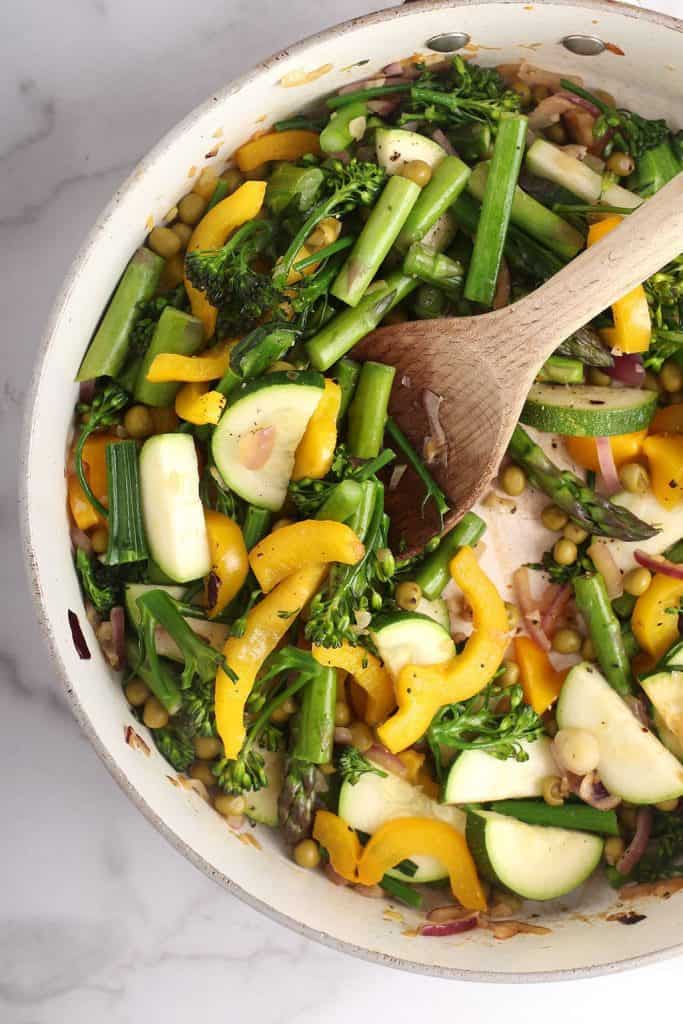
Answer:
xmin=375 ymin=127 xmax=446 ymax=176
xmin=443 ymin=737 xmax=557 ymax=805
xmin=520 ymin=382 xmax=657 ymax=436
xmin=466 ymin=808 xmax=603 ymax=901
xmin=211 ymin=371 xmax=324 ymax=511
xmin=370 ymin=611 xmax=454 ymax=681
xmin=139 ymin=433 xmax=211 ymax=583
xmin=642 ymin=667 xmax=683 ymax=761
xmin=338 ymin=767 xmax=464 ymax=883
xmin=556 ymin=662 xmax=683 ymax=804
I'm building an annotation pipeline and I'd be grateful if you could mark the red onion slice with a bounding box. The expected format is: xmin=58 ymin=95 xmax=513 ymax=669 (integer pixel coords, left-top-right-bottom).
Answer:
xmin=513 ymin=567 xmax=550 ymax=651
xmin=367 ymin=98 xmax=400 ymax=116
xmin=555 ymin=89 xmax=601 ymax=116
xmin=432 ymin=128 xmax=455 ymax=155
xmin=110 ymin=606 xmax=127 ymax=671
xmin=329 ymin=149 xmax=350 ymax=164
xmin=596 ymin=436 xmax=620 ymax=496
xmin=617 ymin=806 xmax=653 ymax=876
xmin=578 ymin=771 xmax=621 ymax=810
xmin=607 ymin=353 xmax=645 ymax=387
xmin=68 ymin=609 xmax=91 ymax=660
xmin=366 ymin=743 xmax=408 ymax=777
xmin=78 ymin=379 xmax=97 ymax=404
xmin=338 ymin=76 xmax=385 ymax=95
xmin=540 ymin=582 xmax=572 ymax=639
xmin=420 ymin=913 xmax=479 ymax=937
xmin=634 ymin=550 xmax=683 ymax=580
xmin=70 ymin=525 xmax=93 ymax=555
xmin=238 ymin=425 xmax=276 ymax=470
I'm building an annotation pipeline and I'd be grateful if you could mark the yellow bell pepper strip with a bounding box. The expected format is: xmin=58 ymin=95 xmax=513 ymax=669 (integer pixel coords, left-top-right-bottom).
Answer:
xmin=313 ymin=810 xmax=363 ymax=881
xmin=292 ymin=380 xmax=342 ymax=481
xmin=397 ymin=750 xmax=440 ymax=799
xmin=587 ymin=216 xmax=652 ymax=354
xmin=651 ymin=404 xmax=683 ymax=436
xmin=216 ymin=564 xmax=327 ymax=758
xmin=67 ymin=432 xmax=120 ymax=530
xmin=146 ymin=342 xmax=233 ymax=384
xmin=203 ymin=510 xmax=249 ymax=618
xmin=564 ymin=430 xmax=647 ymax=473
xmin=378 ymin=547 xmax=509 ymax=754
xmin=249 ymin=519 xmax=364 ymax=593
xmin=632 ymin=573 xmax=683 ymax=659
xmin=643 ymin=434 xmax=683 ymax=509
xmin=515 ymin=635 xmax=567 ymax=714
xmin=358 ymin=818 xmax=487 ymax=911
xmin=175 ymin=382 xmax=226 ymax=426
xmin=185 ymin=181 xmax=267 ymax=338
xmin=235 ymin=130 xmax=321 ymax=173
xmin=312 ymin=642 xmax=395 ymax=725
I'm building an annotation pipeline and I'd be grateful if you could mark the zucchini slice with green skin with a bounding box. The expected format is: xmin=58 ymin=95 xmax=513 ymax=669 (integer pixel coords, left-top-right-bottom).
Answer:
xmin=375 ymin=127 xmax=446 ymax=176
xmin=370 ymin=611 xmax=455 ymax=680
xmin=556 ymin=662 xmax=683 ymax=804
xmin=244 ymin=750 xmax=284 ymax=826
xmin=211 ymin=371 xmax=324 ymax=511
xmin=466 ymin=808 xmax=604 ymax=901
xmin=520 ymin=382 xmax=657 ymax=436
xmin=606 ymin=491 xmax=682 ymax=575
xmin=443 ymin=738 xmax=557 ymax=804
xmin=414 ymin=595 xmax=450 ymax=631
xmin=139 ymin=433 xmax=211 ymax=583
xmin=526 ymin=139 xmax=642 ymax=209
xmin=338 ymin=767 xmax=464 ymax=883
xmin=124 ymin=583 xmax=229 ymax=661
xmin=643 ymin=644 xmax=683 ymax=761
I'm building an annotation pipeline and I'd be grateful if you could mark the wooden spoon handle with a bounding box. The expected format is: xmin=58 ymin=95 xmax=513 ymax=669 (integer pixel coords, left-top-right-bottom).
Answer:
xmin=491 ymin=171 xmax=683 ymax=378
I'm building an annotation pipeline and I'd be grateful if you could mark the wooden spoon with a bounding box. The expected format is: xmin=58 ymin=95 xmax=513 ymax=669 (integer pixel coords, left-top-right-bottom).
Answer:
xmin=354 ymin=172 xmax=683 ymax=552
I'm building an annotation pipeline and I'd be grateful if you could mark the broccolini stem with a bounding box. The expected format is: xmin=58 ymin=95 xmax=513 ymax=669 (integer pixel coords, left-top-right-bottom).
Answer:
xmin=413 ymin=512 xmax=486 ymax=599
xmin=385 ymin=416 xmax=450 ymax=526
xmin=573 ymin=573 xmax=633 ymax=697
xmin=332 ymin=357 xmax=361 ymax=419
xmin=347 ymin=361 xmax=396 ymax=459
xmin=326 ymin=84 xmax=412 ymax=109
xmin=126 ymin=637 xmax=182 ymax=715
xmin=315 ymin=480 xmax=364 ymax=524
xmin=292 ymin=666 xmax=337 ymax=764
xmin=242 ymin=506 xmax=272 ymax=550
xmin=293 ymin=235 xmax=354 ymax=272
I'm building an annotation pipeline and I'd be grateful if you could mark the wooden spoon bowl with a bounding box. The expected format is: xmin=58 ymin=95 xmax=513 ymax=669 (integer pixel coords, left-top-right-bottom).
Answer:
xmin=353 ymin=173 xmax=683 ymax=553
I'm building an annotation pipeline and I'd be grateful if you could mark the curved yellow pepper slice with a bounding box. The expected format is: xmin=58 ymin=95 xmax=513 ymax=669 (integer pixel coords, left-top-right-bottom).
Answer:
xmin=651 ymin=404 xmax=683 ymax=436
xmin=235 ymin=130 xmax=321 ymax=172
xmin=249 ymin=519 xmax=364 ymax=593
xmin=588 ymin=217 xmax=651 ymax=354
xmin=215 ymin=564 xmax=327 ymax=758
xmin=292 ymin=380 xmax=342 ymax=481
xmin=175 ymin=382 xmax=226 ymax=425
xmin=515 ymin=635 xmax=567 ymax=714
xmin=378 ymin=546 xmax=509 ymax=753
xmin=564 ymin=430 xmax=647 ymax=472
xmin=312 ymin=642 xmax=395 ymax=725
xmin=146 ymin=342 xmax=233 ymax=384
xmin=643 ymin=434 xmax=683 ymax=509
xmin=204 ymin=510 xmax=249 ymax=618
xmin=632 ymin=573 xmax=683 ymax=659
xmin=397 ymin=749 xmax=440 ymax=799
xmin=312 ymin=811 xmax=486 ymax=911
xmin=185 ymin=181 xmax=267 ymax=338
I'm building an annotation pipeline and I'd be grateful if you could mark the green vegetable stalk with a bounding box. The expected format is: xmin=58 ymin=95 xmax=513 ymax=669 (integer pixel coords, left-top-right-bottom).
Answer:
xmin=403 ymin=242 xmax=464 ymax=299
xmin=105 ymin=440 xmax=149 ymax=565
xmin=465 ymin=113 xmax=528 ymax=306
xmin=396 ymin=155 xmax=470 ymax=252
xmin=573 ymin=574 xmax=633 ymax=697
xmin=320 ymin=100 xmax=369 ymax=153
xmin=537 ymin=355 xmax=585 ymax=385
xmin=76 ymin=248 xmax=164 ymax=381
xmin=125 ymin=637 xmax=182 ymax=715
xmin=306 ymin=276 xmax=404 ymax=371
xmin=386 ymin=416 xmax=450 ymax=527
xmin=413 ymin=511 xmax=486 ymax=600
xmin=332 ymin=175 xmax=421 ymax=307
xmin=508 ymin=425 xmax=657 ymax=542
xmin=489 ymin=800 xmax=620 ymax=836
xmin=136 ymin=589 xmax=225 ymax=691
xmin=332 ymin=357 xmax=361 ymax=419
xmin=292 ymin=666 xmax=337 ymax=764
xmin=347 ymin=361 xmax=396 ymax=459
xmin=133 ymin=307 xmax=204 ymax=407
xmin=74 ymin=384 xmax=130 ymax=519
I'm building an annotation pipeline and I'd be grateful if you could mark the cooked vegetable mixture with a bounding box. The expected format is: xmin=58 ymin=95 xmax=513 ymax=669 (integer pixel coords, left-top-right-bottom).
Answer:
xmin=68 ymin=54 xmax=683 ymax=934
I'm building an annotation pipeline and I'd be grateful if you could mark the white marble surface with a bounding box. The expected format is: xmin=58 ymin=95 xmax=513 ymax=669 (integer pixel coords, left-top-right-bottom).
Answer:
xmin=4 ymin=0 xmax=683 ymax=1019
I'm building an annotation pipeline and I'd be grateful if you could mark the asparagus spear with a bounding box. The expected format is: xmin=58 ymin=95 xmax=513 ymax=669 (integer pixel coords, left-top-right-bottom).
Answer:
xmin=320 ymin=100 xmax=369 ymax=154
xmin=278 ymin=758 xmax=329 ymax=845
xmin=403 ymin=242 xmax=464 ymax=299
xmin=451 ymin=192 xmax=565 ymax=284
xmin=331 ymin=357 xmax=361 ymax=420
xmin=448 ymin=123 xmax=492 ymax=161
xmin=292 ymin=667 xmax=337 ymax=764
xmin=465 ymin=113 xmax=528 ymax=306
xmin=216 ymin=322 xmax=300 ymax=397
xmin=508 ymin=425 xmax=658 ymax=542
xmin=133 ymin=308 xmax=204 ymax=407
xmin=396 ymin=155 xmax=470 ymax=252
xmin=332 ymin=176 xmax=421 ymax=307
xmin=573 ymin=573 xmax=633 ymax=697
xmin=306 ymin=272 xmax=414 ymax=371
xmin=413 ymin=511 xmax=486 ymax=600
xmin=467 ymin=162 xmax=584 ymax=260
xmin=555 ymin=326 xmax=614 ymax=368
xmin=77 ymin=248 xmax=164 ymax=380
xmin=347 ymin=361 xmax=396 ymax=459
xmin=537 ymin=355 xmax=585 ymax=384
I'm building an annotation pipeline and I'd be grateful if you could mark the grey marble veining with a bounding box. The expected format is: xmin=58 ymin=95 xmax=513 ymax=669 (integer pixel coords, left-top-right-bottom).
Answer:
xmin=3 ymin=1 xmax=683 ymax=1020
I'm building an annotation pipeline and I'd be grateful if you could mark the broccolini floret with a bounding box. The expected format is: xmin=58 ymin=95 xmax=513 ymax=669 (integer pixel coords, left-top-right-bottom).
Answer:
xmin=185 ymin=220 xmax=282 ymax=335
xmin=398 ymin=55 xmax=520 ymax=130
xmin=337 ymin=746 xmax=388 ymax=786
xmin=154 ymin=723 xmax=195 ymax=772
xmin=74 ymin=548 xmax=119 ymax=615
